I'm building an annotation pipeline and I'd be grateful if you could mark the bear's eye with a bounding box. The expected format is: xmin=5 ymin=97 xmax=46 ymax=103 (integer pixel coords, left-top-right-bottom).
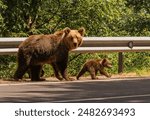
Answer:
xmin=70 ymin=37 xmax=74 ymax=41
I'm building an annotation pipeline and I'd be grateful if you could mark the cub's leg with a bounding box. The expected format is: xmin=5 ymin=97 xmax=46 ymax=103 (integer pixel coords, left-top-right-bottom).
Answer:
xmin=95 ymin=70 xmax=98 ymax=76
xmin=88 ymin=67 xmax=98 ymax=79
xmin=76 ymin=66 xmax=87 ymax=80
xmin=100 ymin=70 xmax=111 ymax=78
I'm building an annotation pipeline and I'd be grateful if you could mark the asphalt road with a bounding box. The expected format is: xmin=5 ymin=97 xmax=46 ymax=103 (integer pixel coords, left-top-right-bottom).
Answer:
xmin=0 ymin=77 xmax=150 ymax=103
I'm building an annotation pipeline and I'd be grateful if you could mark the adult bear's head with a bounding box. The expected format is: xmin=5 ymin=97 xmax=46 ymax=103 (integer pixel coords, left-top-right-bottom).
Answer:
xmin=58 ymin=27 xmax=85 ymax=50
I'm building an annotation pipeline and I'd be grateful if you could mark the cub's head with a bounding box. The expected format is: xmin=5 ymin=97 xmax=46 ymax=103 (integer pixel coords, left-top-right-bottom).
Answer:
xmin=101 ymin=58 xmax=112 ymax=68
xmin=59 ymin=27 xmax=85 ymax=50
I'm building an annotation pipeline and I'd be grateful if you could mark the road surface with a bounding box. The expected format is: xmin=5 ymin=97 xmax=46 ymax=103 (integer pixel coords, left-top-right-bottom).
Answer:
xmin=0 ymin=77 xmax=150 ymax=102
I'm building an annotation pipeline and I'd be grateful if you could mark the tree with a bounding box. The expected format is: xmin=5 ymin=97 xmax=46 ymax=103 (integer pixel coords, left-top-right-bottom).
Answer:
xmin=0 ymin=0 xmax=7 ymax=36
xmin=124 ymin=0 xmax=150 ymax=35
xmin=126 ymin=0 xmax=150 ymax=13
xmin=2 ymin=0 xmax=44 ymax=36
xmin=1 ymin=0 xmax=130 ymax=36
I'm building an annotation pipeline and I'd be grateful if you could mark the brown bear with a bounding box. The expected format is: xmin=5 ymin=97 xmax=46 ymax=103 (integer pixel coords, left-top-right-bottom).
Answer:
xmin=14 ymin=27 xmax=85 ymax=81
xmin=76 ymin=58 xmax=112 ymax=80
xmin=27 ymin=69 xmax=44 ymax=78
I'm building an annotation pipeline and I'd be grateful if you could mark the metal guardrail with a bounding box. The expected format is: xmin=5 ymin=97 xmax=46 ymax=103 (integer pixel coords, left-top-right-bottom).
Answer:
xmin=0 ymin=37 xmax=150 ymax=73
xmin=0 ymin=37 xmax=150 ymax=55
xmin=76 ymin=37 xmax=150 ymax=52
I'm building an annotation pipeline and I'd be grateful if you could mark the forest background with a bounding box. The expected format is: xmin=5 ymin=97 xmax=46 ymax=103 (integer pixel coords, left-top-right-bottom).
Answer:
xmin=0 ymin=0 xmax=150 ymax=78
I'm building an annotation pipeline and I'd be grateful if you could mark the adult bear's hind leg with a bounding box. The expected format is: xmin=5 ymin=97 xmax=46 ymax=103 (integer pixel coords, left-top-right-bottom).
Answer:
xmin=14 ymin=64 xmax=29 ymax=80
xmin=14 ymin=50 xmax=29 ymax=80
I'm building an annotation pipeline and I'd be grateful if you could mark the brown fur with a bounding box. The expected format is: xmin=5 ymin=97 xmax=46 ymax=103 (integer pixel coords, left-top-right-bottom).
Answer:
xmin=77 ymin=58 xmax=112 ymax=80
xmin=14 ymin=27 xmax=85 ymax=81
xmin=27 ymin=69 xmax=44 ymax=78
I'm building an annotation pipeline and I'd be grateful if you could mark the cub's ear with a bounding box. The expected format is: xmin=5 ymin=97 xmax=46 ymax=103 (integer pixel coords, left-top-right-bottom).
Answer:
xmin=78 ymin=27 xmax=85 ymax=36
xmin=102 ymin=58 xmax=107 ymax=65
xmin=63 ymin=27 xmax=71 ymax=35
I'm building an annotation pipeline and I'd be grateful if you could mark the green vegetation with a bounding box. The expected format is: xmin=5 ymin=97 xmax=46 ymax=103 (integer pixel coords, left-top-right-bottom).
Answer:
xmin=0 ymin=0 xmax=150 ymax=79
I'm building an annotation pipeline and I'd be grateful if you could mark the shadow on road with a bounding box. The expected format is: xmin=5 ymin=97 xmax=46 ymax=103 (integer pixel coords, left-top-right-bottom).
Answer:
xmin=0 ymin=78 xmax=150 ymax=103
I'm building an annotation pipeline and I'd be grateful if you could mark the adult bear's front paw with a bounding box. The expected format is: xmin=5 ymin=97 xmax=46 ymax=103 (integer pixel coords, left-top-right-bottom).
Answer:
xmin=56 ymin=75 xmax=64 ymax=81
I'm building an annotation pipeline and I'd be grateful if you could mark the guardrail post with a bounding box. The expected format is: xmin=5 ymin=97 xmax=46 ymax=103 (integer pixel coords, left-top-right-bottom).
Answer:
xmin=118 ymin=52 xmax=123 ymax=74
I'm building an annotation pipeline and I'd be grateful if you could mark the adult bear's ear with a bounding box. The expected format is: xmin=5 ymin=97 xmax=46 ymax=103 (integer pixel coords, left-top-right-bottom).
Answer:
xmin=61 ymin=27 xmax=71 ymax=39
xmin=63 ymin=27 xmax=71 ymax=35
xmin=78 ymin=27 xmax=85 ymax=36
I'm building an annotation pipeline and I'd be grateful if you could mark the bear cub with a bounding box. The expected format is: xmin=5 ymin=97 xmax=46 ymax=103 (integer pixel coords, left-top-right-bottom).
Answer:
xmin=77 ymin=58 xmax=112 ymax=80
